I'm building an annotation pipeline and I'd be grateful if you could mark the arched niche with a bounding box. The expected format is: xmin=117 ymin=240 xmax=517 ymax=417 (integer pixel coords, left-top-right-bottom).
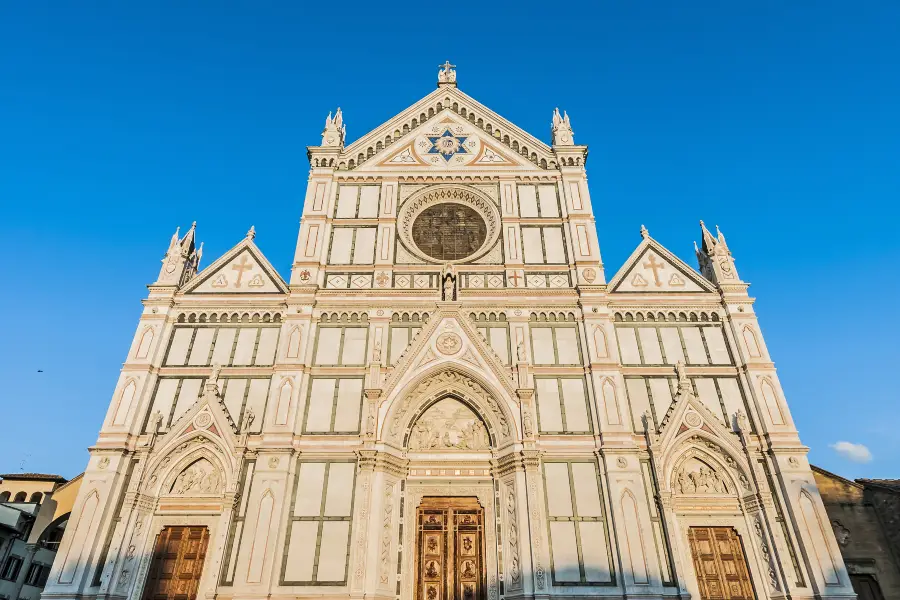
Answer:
xmin=405 ymin=396 xmax=493 ymax=451
xmin=383 ymin=367 xmax=515 ymax=447
xmin=662 ymin=433 xmax=753 ymax=498
xmin=143 ymin=433 xmax=233 ymax=498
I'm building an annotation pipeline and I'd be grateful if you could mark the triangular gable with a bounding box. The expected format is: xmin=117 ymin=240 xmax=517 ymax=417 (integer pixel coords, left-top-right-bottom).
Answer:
xmin=609 ymin=236 xmax=715 ymax=293
xmin=382 ymin=307 xmax=517 ymax=401
xmin=339 ymin=86 xmax=556 ymax=170
xmin=371 ymin=112 xmax=535 ymax=170
xmin=656 ymin=378 xmax=741 ymax=456
xmin=154 ymin=379 xmax=240 ymax=454
xmin=182 ymin=238 xmax=288 ymax=294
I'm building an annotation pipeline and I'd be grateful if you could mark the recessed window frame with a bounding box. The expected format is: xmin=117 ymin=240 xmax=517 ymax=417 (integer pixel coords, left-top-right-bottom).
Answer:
xmin=542 ymin=460 xmax=615 ymax=586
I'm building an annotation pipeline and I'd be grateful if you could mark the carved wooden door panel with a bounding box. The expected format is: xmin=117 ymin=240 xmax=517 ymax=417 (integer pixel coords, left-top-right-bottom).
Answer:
xmin=416 ymin=498 xmax=484 ymax=600
xmin=141 ymin=526 xmax=209 ymax=600
xmin=688 ymin=527 xmax=754 ymax=600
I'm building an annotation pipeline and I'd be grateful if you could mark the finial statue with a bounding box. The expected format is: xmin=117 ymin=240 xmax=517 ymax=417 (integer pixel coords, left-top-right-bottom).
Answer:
xmin=735 ymin=409 xmax=750 ymax=434
xmin=551 ymin=108 xmax=574 ymax=145
xmin=438 ymin=60 xmax=457 ymax=84
xmin=640 ymin=224 xmax=649 ymax=239
xmin=209 ymin=363 xmax=221 ymax=387
xmin=150 ymin=410 xmax=163 ymax=433
xmin=241 ymin=408 xmax=255 ymax=433
xmin=246 ymin=226 xmax=256 ymax=241
xmin=675 ymin=361 xmax=692 ymax=394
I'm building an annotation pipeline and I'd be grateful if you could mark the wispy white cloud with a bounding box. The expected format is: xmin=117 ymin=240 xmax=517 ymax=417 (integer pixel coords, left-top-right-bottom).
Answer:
xmin=830 ymin=441 xmax=873 ymax=463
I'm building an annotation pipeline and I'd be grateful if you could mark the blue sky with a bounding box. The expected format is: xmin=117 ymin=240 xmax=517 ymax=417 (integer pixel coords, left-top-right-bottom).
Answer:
xmin=1 ymin=2 xmax=897 ymax=479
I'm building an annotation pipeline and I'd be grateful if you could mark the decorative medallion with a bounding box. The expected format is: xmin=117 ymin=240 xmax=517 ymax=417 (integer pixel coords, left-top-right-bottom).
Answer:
xmin=427 ymin=128 xmax=468 ymax=160
xmin=375 ymin=272 xmax=389 ymax=287
xmin=582 ymin=267 xmax=597 ymax=283
xmin=788 ymin=456 xmax=799 ymax=467
xmin=298 ymin=269 xmax=311 ymax=282
xmin=616 ymin=457 xmax=628 ymax=469
xmin=436 ymin=332 xmax=463 ymax=356
xmin=98 ymin=457 xmax=110 ymax=470
xmin=193 ymin=412 xmax=213 ymax=429
xmin=268 ymin=456 xmax=280 ymax=469
xmin=684 ymin=411 xmax=703 ymax=428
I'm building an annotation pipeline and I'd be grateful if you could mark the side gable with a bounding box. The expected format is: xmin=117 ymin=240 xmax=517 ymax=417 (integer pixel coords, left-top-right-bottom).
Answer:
xmin=609 ymin=234 xmax=716 ymax=294
xmin=336 ymin=86 xmax=558 ymax=171
xmin=181 ymin=236 xmax=288 ymax=295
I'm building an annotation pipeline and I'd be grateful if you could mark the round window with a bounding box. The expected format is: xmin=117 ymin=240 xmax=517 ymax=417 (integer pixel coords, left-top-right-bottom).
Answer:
xmin=411 ymin=203 xmax=488 ymax=261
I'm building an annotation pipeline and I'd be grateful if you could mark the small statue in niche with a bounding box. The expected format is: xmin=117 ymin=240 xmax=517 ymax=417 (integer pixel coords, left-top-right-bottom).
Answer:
xmin=516 ymin=340 xmax=527 ymax=362
xmin=373 ymin=340 xmax=382 ymax=362
xmin=522 ymin=406 xmax=534 ymax=438
xmin=441 ymin=264 xmax=457 ymax=301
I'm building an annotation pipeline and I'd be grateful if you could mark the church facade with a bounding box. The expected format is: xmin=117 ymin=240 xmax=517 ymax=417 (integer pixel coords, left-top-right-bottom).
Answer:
xmin=42 ymin=65 xmax=856 ymax=600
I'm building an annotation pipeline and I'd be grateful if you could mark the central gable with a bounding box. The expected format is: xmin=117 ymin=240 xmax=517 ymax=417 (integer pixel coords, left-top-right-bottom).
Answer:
xmin=373 ymin=113 xmax=535 ymax=170
xmin=337 ymin=86 xmax=557 ymax=171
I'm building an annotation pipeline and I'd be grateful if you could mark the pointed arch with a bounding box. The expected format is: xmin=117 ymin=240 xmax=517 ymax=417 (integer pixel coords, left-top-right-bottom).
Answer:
xmin=274 ymin=377 xmax=293 ymax=426
xmin=112 ymin=379 xmax=137 ymax=426
xmin=599 ymin=377 xmax=621 ymax=425
xmin=619 ymin=490 xmax=649 ymax=585
xmin=145 ymin=430 xmax=235 ymax=498
xmin=286 ymin=325 xmax=303 ymax=359
xmin=135 ymin=326 xmax=154 ymax=359
xmin=57 ymin=489 xmax=100 ymax=584
xmin=743 ymin=325 xmax=762 ymax=358
xmin=246 ymin=489 xmax=275 ymax=583
xmin=661 ymin=431 xmax=752 ymax=497
xmin=760 ymin=377 xmax=785 ymax=425
xmin=592 ymin=325 xmax=609 ymax=359
xmin=382 ymin=366 xmax=515 ymax=446
xmin=799 ymin=489 xmax=841 ymax=585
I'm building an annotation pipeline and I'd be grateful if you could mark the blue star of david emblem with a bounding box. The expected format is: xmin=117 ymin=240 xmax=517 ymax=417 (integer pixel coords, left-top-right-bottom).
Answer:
xmin=427 ymin=129 xmax=468 ymax=161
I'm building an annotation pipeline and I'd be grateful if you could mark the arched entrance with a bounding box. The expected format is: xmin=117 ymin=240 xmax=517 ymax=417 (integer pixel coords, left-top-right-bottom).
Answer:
xmin=379 ymin=367 xmax=518 ymax=600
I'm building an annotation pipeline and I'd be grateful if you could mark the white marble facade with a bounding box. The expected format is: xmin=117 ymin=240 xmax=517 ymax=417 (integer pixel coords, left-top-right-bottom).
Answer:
xmin=42 ymin=65 xmax=856 ymax=600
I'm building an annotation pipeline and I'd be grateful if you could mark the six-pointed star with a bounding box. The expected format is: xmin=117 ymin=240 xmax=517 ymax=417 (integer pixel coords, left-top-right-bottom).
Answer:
xmin=427 ymin=129 xmax=468 ymax=160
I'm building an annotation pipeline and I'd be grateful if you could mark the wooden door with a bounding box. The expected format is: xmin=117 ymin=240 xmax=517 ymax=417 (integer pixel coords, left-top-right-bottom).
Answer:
xmin=416 ymin=497 xmax=484 ymax=600
xmin=688 ymin=527 xmax=754 ymax=600
xmin=141 ymin=526 xmax=209 ymax=600
xmin=850 ymin=574 xmax=885 ymax=600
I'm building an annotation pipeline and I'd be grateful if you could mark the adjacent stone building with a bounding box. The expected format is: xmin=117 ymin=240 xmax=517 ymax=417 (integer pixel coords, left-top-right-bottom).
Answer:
xmin=1 ymin=473 xmax=82 ymax=600
xmin=813 ymin=466 xmax=900 ymax=600
xmin=41 ymin=64 xmax=856 ymax=600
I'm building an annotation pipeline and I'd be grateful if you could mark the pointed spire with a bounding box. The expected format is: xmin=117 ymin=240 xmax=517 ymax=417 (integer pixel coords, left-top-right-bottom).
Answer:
xmin=640 ymin=224 xmax=649 ymax=239
xmin=156 ymin=221 xmax=200 ymax=287
xmin=697 ymin=219 xmax=741 ymax=284
xmin=715 ymin=224 xmax=729 ymax=251
xmin=321 ymin=108 xmax=346 ymax=147
xmin=246 ymin=225 xmax=256 ymax=241
xmin=551 ymin=107 xmax=575 ymax=146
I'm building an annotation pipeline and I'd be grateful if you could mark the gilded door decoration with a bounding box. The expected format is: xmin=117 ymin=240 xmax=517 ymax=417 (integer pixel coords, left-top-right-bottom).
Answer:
xmin=416 ymin=498 xmax=485 ymax=600
xmin=688 ymin=527 xmax=754 ymax=600
xmin=141 ymin=526 xmax=209 ymax=600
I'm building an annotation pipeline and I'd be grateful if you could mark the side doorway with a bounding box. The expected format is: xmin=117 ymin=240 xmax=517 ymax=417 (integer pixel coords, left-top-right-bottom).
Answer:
xmin=141 ymin=526 xmax=209 ymax=600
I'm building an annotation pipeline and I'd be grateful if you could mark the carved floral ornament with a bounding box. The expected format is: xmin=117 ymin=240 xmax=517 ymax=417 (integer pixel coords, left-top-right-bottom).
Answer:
xmin=388 ymin=369 xmax=511 ymax=445
xmin=397 ymin=185 xmax=501 ymax=264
